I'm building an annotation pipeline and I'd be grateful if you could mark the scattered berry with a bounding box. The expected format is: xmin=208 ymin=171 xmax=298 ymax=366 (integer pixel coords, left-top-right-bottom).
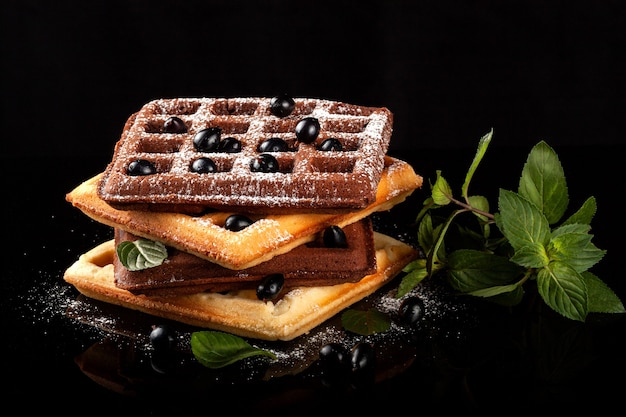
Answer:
xmin=224 ymin=214 xmax=254 ymax=231
xmin=150 ymin=324 xmax=176 ymax=352
xmin=399 ymin=296 xmax=426 ymax=326
xmin=190 ymin=157 xmax=217 ymax=173
xmin=258 ymin=137 xmax=289 ymax=152
xmin=295 ymin=117 xmax=320 ymax=143
xmin=163 ymin=116 xmax=187 ymax=133
xmin=218 ymin=136 xmax=242 ymax=153
xmin=193 ymin=127 xmax=222 ymax=152
xmin=250 ymin=153 xmax=280 ymax=173
xmin=270 ymin=94 xmax=295 ymax=117
xmin=318 ymin=138 xmax=342 ymax=151
xmin=127 ymin=159 xmax=156 ymax=176
xmin=323 ymin=226 xmax=348 ymax=248
xmin=256 ymin=274 xmax=285 ymax=301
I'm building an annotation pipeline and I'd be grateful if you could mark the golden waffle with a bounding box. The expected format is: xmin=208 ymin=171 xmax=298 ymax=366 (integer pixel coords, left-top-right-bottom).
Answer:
xmin=97 ymin=97 xmax=394 ymax=214
xmin=67 ymin=157 xmax=423 ymax=270
xmin=63 ymin=232 xmax=418 ymax=341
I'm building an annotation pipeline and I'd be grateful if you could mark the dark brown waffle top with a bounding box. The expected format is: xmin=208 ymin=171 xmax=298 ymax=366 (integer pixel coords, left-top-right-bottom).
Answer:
xmin=97 ymin=97 xmax=393 ymax=214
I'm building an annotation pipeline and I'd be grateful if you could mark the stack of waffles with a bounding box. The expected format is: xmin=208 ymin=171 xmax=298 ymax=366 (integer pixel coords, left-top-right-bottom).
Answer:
xmin=63 ymin=96 xmax=423 ymax=341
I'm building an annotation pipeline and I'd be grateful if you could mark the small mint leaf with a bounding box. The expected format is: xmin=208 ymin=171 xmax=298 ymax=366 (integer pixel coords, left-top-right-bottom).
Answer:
xmin=398 ymin=260 xmax=429 ymax=297
xmin=551 ymin=223 xmax=591 ymax=238
xmin=467 ymin=195 xmax=490 ymax=222
xmin=562 ymin=196 xmax=597 ymax=226
xmin=583 ymin=271 xmax=626 ymax=313
xmin=496 ymin=189 xmax=551 ymax=252
xmin=431 ymin=170 xmax=453 ymax=206
xmin=116 ymin=239 xmax=168 ymax=271
xmin=547 ymin=232 xmax=606 ymax=273
xmin=536 ymin=262 xmax=588 ymax=322
xmin=341 ymin=308 xmax=391 ymax=335
xmin=191 ymin=331 xmax=276 ymax=369
xmin=461 ymin=128 xmax=493 ymax=200
xmin=518 ymin=141 xmax=569 ymax=224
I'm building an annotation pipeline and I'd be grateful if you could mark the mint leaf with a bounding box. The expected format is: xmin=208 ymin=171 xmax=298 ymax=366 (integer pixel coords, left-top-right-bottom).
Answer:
xmin=447 ymin=249 xmax=525 ymax=293
xmin=509 ymin=242 xmax=549 ymax=268
xmin=496 ymin=189 xmax=551 ymax=253
xmin=461 ymin=128 xmax=492 ymax=200
xmin=536 ymin=262 xmax=588 ymax=321
xmin=547 ymin=232 xmax=605 ymax=273
xmin=562 ymin=196 xmax=597 ymax=226
xmin=398 ymin=259 xmax=429 ymax=297
xmin=467 ymin=195 xmax=490 ymax=222
xmin=417 ymin=212 xmax=435 ymax=254
xmin=116 ymin=239 xmax=168 ymax=271
xmin=551 ymin=223 xmax=591 ymax=238
xmin=191 ymin=331 xmax=276 ymax=369
xmin=341 ymin=308 xmax=391 ymax=335
xmin=431 ymin=171 xmax=453 ymax=206
xmin=584 ymin=271 xmax=626 ymax=313
xmin=518 ymin=141 xmax=569 ymax=224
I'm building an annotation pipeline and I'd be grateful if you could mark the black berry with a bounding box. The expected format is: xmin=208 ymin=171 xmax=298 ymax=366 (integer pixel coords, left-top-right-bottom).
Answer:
xmin=256 ymin=274 xmax=284 ymax=301
xmin=320 ymin=343 xmax=350 ymax=366
xmin=295 ymin=117 xmax=320 ymax=144
xmin=127 ymin=159 xmax=156 ymax=176
xmin=323 ymin=225 xmax=348 ymax=248
xmin=218 ymin=136 xmax=242 ymax=153
xmin=190 ymin=157 xmax=217 ymax=173
xmin=258 ymin=137 xmax=289 ymax=152
xmin=350 ymin=342 xmax=375 ymax=372
xmin=163 ymin=116 xmax=187 ymax=133
xmin=193 ymin=127 xmax=222 ymax=152
xmin=224 ymin=214 xmax=254 ymax=231
xmin=250 ymin=153 xmax=279 ymax=173
xmin=399 ymin=296 xmax=426 ymax=326
xmin=150 ymin=324 xmax=176 ymax=352
xmin=270 ymin=94 xmax=295 ymax=118
xmin=318 ymin=138 xmax=343 ymax=151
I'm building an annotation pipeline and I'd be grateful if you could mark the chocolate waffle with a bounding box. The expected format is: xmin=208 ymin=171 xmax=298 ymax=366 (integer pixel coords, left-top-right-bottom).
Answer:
xmin=63 ymin=231 xmax=419 ymax=341
xmin=97 ymin=97 xmax=394 ymax=214
xmin=67 ymin=156 xmax=423 ymax=270
xmin=114 ymin=218 xmax=377 ymax=296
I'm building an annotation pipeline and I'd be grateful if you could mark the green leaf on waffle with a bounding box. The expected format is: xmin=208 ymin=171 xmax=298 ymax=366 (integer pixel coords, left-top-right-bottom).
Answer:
xmin=191 ymin=331 xmax=276 ymax=369
xmin=116 ymin=239 xmax=168 ymax=271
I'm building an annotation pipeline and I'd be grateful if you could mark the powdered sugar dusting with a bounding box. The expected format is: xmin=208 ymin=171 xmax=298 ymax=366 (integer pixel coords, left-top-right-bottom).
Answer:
xmin=98 ymin=97 xmax=394 ymax=211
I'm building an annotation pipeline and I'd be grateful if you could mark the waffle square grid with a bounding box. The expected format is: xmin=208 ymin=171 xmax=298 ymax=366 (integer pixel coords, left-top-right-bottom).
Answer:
xmin=97 ymin=97 xmax=394 ymax=213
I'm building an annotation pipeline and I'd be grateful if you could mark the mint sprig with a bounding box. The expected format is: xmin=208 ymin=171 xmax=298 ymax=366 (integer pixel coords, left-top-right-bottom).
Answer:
xmin=116 ymin=239 xmax=168 ymax=271
xmin=401 ymin=129 xmax=625 ymax=321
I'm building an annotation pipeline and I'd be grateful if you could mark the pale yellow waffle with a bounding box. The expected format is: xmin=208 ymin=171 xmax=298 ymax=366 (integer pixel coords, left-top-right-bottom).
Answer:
xmin=67 ymin=156 xmax=422 ymax=270
xmin=63 ymin=232 xmax=419 ymax=341
xmin=97 ymin=97 xmax=394 ymax=214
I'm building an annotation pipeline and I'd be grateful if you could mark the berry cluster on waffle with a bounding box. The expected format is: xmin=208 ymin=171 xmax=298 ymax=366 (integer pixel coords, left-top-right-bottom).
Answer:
xmin=64 ymin=95 xmax=423 ymax=341
xmin=97 ymin=96 xmax=394 ymax=214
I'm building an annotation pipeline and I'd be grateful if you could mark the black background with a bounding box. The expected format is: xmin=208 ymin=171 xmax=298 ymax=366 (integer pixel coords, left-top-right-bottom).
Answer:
xmin=2 ymin=0 xmax=625 ymax=159
xmin=2 ymin=0 xmax=626 ymax=413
